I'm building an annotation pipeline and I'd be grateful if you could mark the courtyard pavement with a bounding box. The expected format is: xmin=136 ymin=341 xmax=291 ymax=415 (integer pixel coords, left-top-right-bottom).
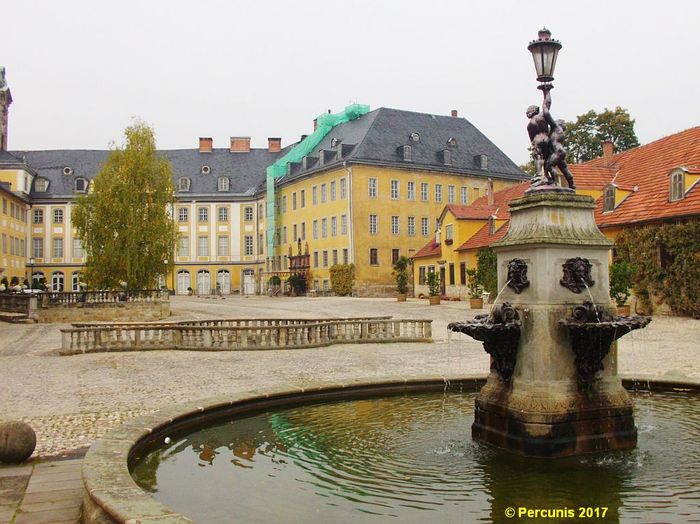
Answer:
xmin=0 ymin=295 xmax=699 ymax=523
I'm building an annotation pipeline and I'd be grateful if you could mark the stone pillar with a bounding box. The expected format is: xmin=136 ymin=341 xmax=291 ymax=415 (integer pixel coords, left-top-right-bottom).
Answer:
xmin=474 ymin=192 xmax=636 ymax=457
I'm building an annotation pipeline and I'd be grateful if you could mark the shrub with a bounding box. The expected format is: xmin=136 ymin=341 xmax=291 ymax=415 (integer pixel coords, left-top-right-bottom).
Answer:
xmin=466 ymin=268 xmax=483 ymax=298
xmin=476 ymin=248 xmax=498 ymax=297
xmin=392 ymin=256 xmax=411 ymax=294
xmin=329 ymin=264 xmax=355 ymax=296
xmin=287 ymin=274 xmax=306 ymax=295
xmin=268 ymin=275 xmax=281 ymax=286
xmin=426 ymin=271 xmax=441 ymax=296
xmin=609 ymin=260 xmax=633 ymax=307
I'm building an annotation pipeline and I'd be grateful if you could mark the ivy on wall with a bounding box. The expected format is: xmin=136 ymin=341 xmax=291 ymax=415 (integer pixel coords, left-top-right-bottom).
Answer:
xmin=615 ymin=221 xmax=700 ymax=318
xmin=329 ymin=264 xmax=355 ymax=296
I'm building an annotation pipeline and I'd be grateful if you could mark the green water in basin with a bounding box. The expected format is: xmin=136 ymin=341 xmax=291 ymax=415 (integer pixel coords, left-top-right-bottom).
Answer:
xmin=131 ymin=390 xmax=700 ymax=523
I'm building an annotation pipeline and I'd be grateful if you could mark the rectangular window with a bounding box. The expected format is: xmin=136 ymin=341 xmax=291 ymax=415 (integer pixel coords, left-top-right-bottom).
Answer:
xmin=282 ymin=196 xmax=287 ymax=213
xmin=73 ymin=238 xmax=84 ymax=258
xmin=218 ymin=207 xmax=229 ymax=222
xmin=313 ymin=220 xmax=318 ymax=239
xmin=244 ymin=236 xmax=254 ymax=256
xmin=259 ymin=233 xmax=264 ymax=255
xmin=322 ymin=250 xmax=328 ymax=268
xmin=340 ymin=214 xmax=348 ymax=235
xmin=33 ymin=238 xmax=43 ymax=258
xmin=460 ymin=262 xmax=467 ymax=285
xmin=331 ymin=216 xmax=337 ymax=236
xmin=178 ymin=207 xmax=188 ymax=222
xmin=313 ymin=251 xmax=319 ymax=268
xmin=332 ymin=249 xmax=338 ymax=266
xmin=421 ymin=217 xmax=429 ymax=236
xmin=408 ymin=216 xmax=415 ymax=236
xmin=300 ymin=190 xmax=306 ymax=208
xmin=449 ymin=263 xmax=455 ymax=285
xmin=391 ymin=215 xmax=399 ymax=235
xmin=343 ymin=248 xmax=348 ymax=264
xmin=321 ymin=218 xmax=328 ymax=238
xmin=198 ymin=207 xmax=208 ymax=222
xmin=330 ymin=180 xmax=336 ymax=201
xmin=392 ymin=248 xmax=400 ymax=265
xmin=53 ymin=237 xmax=64 ymax=258
xmin=421 ymin=183 xmax=428 ymax=202
xmin=321 ymin=184 xmax=327 ymax=203
xmin=198 ymin=236 xmax=209 ymax=256
xmin=339 ymin=178 xmax=346 ymax=199
xmin=448 ymin=185 xmax=455 ymax=204
xmin=369 ymin=214 xmax=378 ymax=235
xmin=435 ymin=184 xmax=443 ymax=202
xmin=407 ymin=181 xmax=415 ymax=200
xmin=301 ymin=222 xmax=306 ymax=241
xmin=282 ymin=226 xmax=287 ymax=244
xmin=368 ymin=178 xmax=377 ymax=198
xmin=445 ymin=224 xmax=453 ymax=241
xmin=259 ymin=203 xmax=264 ymax=220
xmin=293 ymin=224 xmax=297 ymax=242
xmin=33 ymin=209 xmax=44 ymax=224
xmin=312 ymin=186 xmax=318 ymax=205
xmin=178 ymin=236 xmax=189 ymax=257
xmin=419 ymin=267 xmax=426 ymax=285
xmin=391 ymin=180 xmax=399 ymax=199
xmin=218 ymin=236 xmax=229 ymax=257
xmin=369 ymin=248 xmax=378 ymax=266
xmin=53 ymin=208 xmax=64 ymax=224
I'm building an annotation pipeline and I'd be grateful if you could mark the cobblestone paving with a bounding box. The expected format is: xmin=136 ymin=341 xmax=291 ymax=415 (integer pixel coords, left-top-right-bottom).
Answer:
xmin=0 ymin=296 xmax=699 ymax=459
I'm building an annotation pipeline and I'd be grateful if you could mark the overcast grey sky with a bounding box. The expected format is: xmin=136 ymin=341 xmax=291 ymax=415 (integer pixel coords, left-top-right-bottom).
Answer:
xmin=4 ymin=0 xmax=699 ymax=165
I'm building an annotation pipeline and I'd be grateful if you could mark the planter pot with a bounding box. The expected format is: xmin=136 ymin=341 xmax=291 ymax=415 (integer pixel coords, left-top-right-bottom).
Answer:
xmin=428 ymin=296 xmax=441 ymax=306
xmin=396 ymin=294 xmax=407 ymax=302
xmin=469 ymin=298 xmax=484 ymax=309
xmin=616 ymin=305 xmax=631 ymax=316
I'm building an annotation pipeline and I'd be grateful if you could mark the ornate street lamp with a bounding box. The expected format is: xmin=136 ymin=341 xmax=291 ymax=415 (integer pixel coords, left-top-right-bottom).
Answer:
xmin=528 ymin=28 xmax=562 ymax=86
xmin=28 ymin=257 xmax=35 ymax=286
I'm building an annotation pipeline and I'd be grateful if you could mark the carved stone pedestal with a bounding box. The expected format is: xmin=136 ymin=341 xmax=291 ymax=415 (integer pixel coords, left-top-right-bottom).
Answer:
xmin=474 ymin=192 xmax=637 ymax=457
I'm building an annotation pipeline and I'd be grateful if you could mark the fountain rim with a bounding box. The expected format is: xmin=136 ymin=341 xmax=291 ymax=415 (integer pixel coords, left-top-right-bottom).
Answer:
xmin=82 ymin=374 xmax=700 ymax=524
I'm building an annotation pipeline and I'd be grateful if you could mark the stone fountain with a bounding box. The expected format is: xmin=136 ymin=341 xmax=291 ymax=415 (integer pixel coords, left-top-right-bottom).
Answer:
xmin=448 ymin=29 xmax=651 ymax=457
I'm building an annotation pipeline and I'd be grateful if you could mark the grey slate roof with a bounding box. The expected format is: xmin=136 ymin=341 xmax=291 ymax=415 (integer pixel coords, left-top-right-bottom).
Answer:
xmin=14 ymin=107 xmax=525 ymax=200
xmin=0 ymin=149 xmax=27 ymax=168
xmin=278 ymin=107 xmax=526 ymax=185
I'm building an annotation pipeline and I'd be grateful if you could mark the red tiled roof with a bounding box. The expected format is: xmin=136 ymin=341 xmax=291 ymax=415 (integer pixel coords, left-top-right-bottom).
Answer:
xmin=575 ymin=127 xmax=700 ymax=227
xmin=444 ymin=204 xmax=496 ymax=220
xmin=569 ymin=165 xmax=617 ymax=189
xmin=412 ymin=237 xmax=441 ymax=259
xmin=456 ymin=221 xmax=510 ymax=251
xmin=470 ymin=182 xmax=528 ymax=219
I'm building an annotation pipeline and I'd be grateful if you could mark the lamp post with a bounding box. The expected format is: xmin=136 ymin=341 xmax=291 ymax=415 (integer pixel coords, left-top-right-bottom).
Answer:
xmin=28 ymin=257 xmax=35 ymax=287
xmin=527 ymin=28 xmax=562 ymax=89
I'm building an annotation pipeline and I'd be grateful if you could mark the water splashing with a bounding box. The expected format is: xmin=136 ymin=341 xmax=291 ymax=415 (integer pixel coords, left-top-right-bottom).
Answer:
xmin=490 ymin=279 xmax=512 ymax=315
xmin=581 ymin=280 xmax=600 ymax=321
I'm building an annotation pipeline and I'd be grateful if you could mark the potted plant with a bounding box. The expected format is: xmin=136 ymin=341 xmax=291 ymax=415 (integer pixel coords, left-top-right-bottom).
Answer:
xmin=393 ymin=256 xmax=411 ymax=302
xmin=610 ymin=260 xmax=633 ymax=316
xmin=268 ymin=275 xmax=282 ymax=296
xmin=186 ymin=286 xmax=193 ymax=296
xmin=426 ymin=271 xmax=441 ymax=305
xmin=466 ymin=268 xmax=483 ymax=309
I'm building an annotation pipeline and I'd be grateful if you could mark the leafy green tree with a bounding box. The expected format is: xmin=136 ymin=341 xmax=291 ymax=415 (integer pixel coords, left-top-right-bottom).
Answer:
xmin=476 ymin=248 xmax=498 ymax=297
xmin=73 ymin=121 xmax=177 ymax=290
xmin=565 ymin=107 xmax=639 ymax=164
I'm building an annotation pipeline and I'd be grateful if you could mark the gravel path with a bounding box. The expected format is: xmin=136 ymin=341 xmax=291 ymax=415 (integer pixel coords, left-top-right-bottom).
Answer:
xmin=0 ymin=296 xmax=698 ymax=458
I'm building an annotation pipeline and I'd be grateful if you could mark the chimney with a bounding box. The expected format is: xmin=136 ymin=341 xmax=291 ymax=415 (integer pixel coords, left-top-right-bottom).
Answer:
xmin=268 ymin=137 xmax=282 ymax=153
xmin=451 ymin=109 xmax=458 ymax=117
xmin=230 ymin=136 xmax=250 ymax=153
xmin=487 ymin=179 xmax=494 ymax=205
xmin=198 ymin=137 xmax=213 ymax=153
xmin=602 ymin=140 xmax=614 ymax=166
xmin=313 ymin=119 xmax=318 ymax=131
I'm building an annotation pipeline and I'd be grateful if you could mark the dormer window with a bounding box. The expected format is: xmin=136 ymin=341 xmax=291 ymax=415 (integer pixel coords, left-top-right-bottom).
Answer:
xmin=401 ymin=145 xmax=412 ymax=162
xmin=201 ymin=165 xmax=211 ymax=175
xmin=34 ymin=178 xmax=49 ymax=192
xmin=444 ymin=224 xmax=453 ymax=244
xmin=178 ymin=177 xmax=191 ymax=192
xmin=74 ymin=178 xmax=88 ymax=193
xmin=442 ymin=149 xmax=452 ymax=166
xmin=479 ymin=154 xmax=488 ymax=170
xmin=410 ymin=132 xmax=420 ymax=143
xmin=62 ymin=167 xmax=73 ymax=176
xmin=489 ymin=216 xmax=496 ymax=235
xmin=603 ymin=185 xmax=615 ymax=212
xmin=670 ymin=170 xmax=684 ymax=201
xmin=217 ymin=177 xmax=229 ymax=192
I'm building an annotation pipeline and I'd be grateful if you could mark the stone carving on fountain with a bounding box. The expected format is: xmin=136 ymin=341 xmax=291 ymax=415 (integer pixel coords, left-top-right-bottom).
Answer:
xmin=448 ymin=303 xmax=521 ymax=383
xmin=560 ymin=301 xmax=652 ymax=384
xmin=560 ymin=257 xmax=594 ymax=293
xmin=506 ymin=258 xmax=530 ymax=294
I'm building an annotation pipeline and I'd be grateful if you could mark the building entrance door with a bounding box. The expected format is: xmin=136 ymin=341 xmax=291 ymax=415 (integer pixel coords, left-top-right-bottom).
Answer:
xmin=242 ymin=269 xmax=255 ymax=295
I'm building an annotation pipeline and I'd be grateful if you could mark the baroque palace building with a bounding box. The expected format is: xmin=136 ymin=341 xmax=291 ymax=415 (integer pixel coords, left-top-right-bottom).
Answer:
xmin=0 ymin=68 xmax=527 ymax=295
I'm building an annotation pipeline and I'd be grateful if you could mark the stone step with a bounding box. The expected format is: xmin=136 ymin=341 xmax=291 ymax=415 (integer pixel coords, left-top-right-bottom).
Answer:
xmin=0 ymin=312 xmax=28 ymax=323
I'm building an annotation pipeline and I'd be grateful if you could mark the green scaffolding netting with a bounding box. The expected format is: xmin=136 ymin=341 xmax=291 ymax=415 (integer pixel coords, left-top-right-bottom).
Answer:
xmin=266 ymin=103 xmax=370 ymax=257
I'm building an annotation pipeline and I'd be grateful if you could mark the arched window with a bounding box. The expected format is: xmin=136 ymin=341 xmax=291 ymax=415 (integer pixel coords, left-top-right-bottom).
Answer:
xmin=176 ymin=270 xmax=191 ymax=295
xmin=71 ymin=271 xmax=81 ymax=292
xmin=74 ymin=178 xmax=88 ymax=193
xmin=51 ymin=271 xmax=65 ymax=292
xmin=670 ymin=171 xmax=684 ymax=201
xmin=196 ymin=270 xmax=211 ymax=295
xmin=178 ymin=177 xmax=191 ymax=192
xmin=603 ymin=185 xmax=615 ymax=212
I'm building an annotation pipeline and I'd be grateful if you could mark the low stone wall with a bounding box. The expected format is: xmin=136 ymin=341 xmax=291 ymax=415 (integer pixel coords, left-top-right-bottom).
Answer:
xmin=60 ymin=317 xmax=432 ymax=355
xmin=39 ymin=301 xmax=171 ymax=324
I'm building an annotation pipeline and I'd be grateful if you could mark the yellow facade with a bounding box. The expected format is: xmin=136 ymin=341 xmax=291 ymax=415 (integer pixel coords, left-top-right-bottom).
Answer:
xmin=0 ymin=181 xmax=29 ymax=284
